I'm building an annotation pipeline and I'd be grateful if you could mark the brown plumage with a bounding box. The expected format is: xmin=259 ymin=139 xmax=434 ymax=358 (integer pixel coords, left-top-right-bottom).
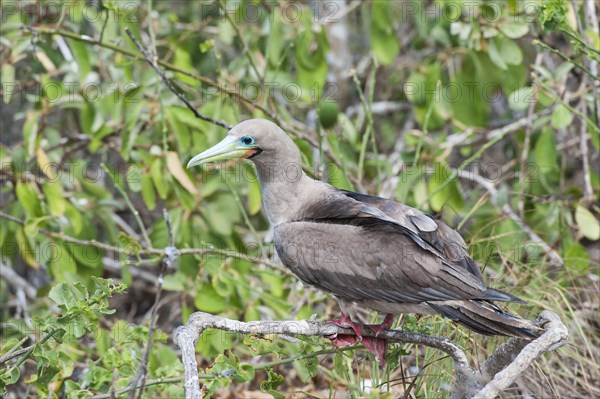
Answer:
xmin=187 ymin=119 xmax=540 ymax=339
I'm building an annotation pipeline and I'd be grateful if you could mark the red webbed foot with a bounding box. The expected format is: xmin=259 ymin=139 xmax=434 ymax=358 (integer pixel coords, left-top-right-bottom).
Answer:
xmin=361 ymin=313 xmax=395 ymax=364
xmin=326 ymin=312 xmax=364 ymax=347
xmin=326 ymin=313 xmax=395 ymax=364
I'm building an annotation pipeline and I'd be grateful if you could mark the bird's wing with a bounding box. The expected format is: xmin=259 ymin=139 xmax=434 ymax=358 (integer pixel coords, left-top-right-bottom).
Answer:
xmin=275 ymin=185 xmax=516 ymax=305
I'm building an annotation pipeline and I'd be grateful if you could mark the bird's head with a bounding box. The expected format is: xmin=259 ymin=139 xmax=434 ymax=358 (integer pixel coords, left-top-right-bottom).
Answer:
xmin=186 ymin=118 xmax=299 ymax=169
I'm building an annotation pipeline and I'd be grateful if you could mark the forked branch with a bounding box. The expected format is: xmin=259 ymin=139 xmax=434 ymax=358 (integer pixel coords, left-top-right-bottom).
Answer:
xmin=175 ymin=310 xmax=567 ymax=399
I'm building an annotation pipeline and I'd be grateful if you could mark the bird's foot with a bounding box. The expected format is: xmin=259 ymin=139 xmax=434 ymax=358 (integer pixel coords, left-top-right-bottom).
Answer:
xmin=365 ymin=313 xmax=395 ymax=336
xmin=326 ymin=313 xmax=394 ymax=365
xmin=325 ymin=312 xmax=364 ymax=347
xmin=327 ymin=312 xmax=365 ymax=339
xmin=360 ymin=336 xmax=388 ymax=365
xmin=360 ymin=314 xmax=394 ymax=365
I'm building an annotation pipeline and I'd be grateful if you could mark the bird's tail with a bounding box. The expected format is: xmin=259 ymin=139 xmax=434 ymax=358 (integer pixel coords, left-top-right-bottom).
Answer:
xmin=428 ymin=300 xmax=542 ymax=339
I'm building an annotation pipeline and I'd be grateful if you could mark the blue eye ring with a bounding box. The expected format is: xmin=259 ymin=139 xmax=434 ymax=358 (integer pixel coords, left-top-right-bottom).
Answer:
xmin=240 ymin=135 xmax=255 ymax=146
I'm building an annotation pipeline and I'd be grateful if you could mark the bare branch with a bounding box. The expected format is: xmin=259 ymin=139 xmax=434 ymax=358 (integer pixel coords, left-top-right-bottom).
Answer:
xmin=175 ymin=310 xmax=567 ymax=399
xmin=472 ymin=311 xmax=569 ymax=399
xmin=174 ymin=312 xmax=474 ymax=399
xmin=0 ymin=262 xmax=37 ymax=300
xmin=123 ymin=27 xmax=232 ymax=130
xmin=129 ymin=210 xmax=179 ymax=399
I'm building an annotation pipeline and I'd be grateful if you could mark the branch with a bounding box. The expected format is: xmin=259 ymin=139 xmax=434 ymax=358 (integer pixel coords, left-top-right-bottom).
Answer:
xmin=174 ymin=312 xmax=474 ymax=399
xmin=23 ymin=26 xmax=359 ymax=192
xmin=0 ymin=262 xmax=37 ymax=300
xmin=472 ymin=311 xmax=569 ymax=399
xmin=128 ymin=210 xmax=178 ymax=399
xmin=455 ymin=169 xmax=565 ymax=267
xmin=123 ymin=28 xmax=232 ymax=130
xmin=176 ymin=311 xmax=567 ymax=399
xmin=0 ymin=211 xmax=287 ymax=274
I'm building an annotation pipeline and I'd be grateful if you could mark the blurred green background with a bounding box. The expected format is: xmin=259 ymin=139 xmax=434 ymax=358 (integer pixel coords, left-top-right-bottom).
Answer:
xmin=1 ymin=0 xmax=598 ymax=398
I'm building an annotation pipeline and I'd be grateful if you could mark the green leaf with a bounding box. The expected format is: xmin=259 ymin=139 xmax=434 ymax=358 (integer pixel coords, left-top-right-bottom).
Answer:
xmin=575 ymin=205 xmax=599 ymax=241
xmin=200 ymin=39 xmax=215 ymax=53
xmin=564 ymin=241 xmax=590 ymax=272
xmin=371 ymin=2 xmax=400 ymax=65
xmin=16 ymin=182 xmax=42 ymax=217
xmin=551 ymin=104 xmax=573 ymax=129
xmin=173 ymin=47 xmax=197 ymax=87
xmin=194 ymin=284 xmax=228 ymax=313
xmin=296 ymin=354 xmax=318 ymax=380
xmin=500 ymin=22 xmax=529 ymax=38
xmin=49 ymin=283 xmax=80 ymax=310
xmin=1 ymin=366 xmax=20 ymax=385
xmin=141 ymin=173 xmax=157 ymax=211
xmin=508 ymin=86 xmax=536 ymax=111
xmin=488 ymin=38 xmax=507 ymax=70
xmin=534 ymin=128 xmax=558 ymax=174
xmin=42 ymin=182 xmax=66 ymax=216
xmin=427 ymin=163 xmax=464 ymax=212
xmin=48 ymin=243 xmax=78 ymax=281
xmin=163 ymin=274 xmax=186 ymax=292
xmin=247 ymin=168 xmax=262 ymax=215
xmin=235 ymin=363 xmax=255 ymax=382
xmin=67 ymin=39 xmax=91 ymax=80
xmin=212 ymin=271 xmax=233 ymax=297
xmin=64 ymin=202 xmax=83 ymax=235
xmin=151 ymin=158 xmax=169 ymax=200
xmin=1 ymin=64 xmax=15 ymax=103
xmin=260 ymin=369 xmax=285 ymax=399
xmin=497 ymin=37 xmax=523 ymax=65
xmin=243 ymin=335 xmax=282 ymax=356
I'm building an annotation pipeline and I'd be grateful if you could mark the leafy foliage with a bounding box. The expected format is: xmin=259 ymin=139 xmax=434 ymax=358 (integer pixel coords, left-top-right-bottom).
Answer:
xmin=1 ymin=0 xmax=598 ymax=398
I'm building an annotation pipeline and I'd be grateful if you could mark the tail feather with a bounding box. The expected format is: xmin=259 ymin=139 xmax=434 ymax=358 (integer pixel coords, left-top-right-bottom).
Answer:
xmin=480 ymin=288 xmax=526 ymax=304
xmin=428 ymin=301 xmax=541 ymax=339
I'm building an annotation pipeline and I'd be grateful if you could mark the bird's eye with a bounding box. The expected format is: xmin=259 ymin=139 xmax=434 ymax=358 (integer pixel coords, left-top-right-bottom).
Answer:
xmin=240 ymin=136 xmax=254 ymax=146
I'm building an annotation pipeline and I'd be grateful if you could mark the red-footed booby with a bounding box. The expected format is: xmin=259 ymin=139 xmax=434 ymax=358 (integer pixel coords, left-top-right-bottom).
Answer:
xmin=187 ymin=119 xmax=539 ymax=363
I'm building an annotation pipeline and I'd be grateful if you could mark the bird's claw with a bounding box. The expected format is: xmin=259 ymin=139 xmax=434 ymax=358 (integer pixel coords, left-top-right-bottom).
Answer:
xmin=328 ymin=312 xmax=364 ymax=340
xmin=326 ymin=312 xmax=394 ymax=365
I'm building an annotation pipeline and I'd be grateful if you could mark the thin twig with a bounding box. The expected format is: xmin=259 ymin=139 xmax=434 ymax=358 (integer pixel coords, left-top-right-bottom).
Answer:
xmin=217 ymin=0 xmax=263 ymax=83
xmin=532 ymin=39 xmax=599 ymax=81
xmin=129 ymin=210 xmax=179 ymax=399
xmin=0 ymin=211 xmax=287 ymax=274
xmin=455 ymin=169 xmax=564 ymax=266
xmin=101 ymin=163 xmax=152 ymax=248
xmin=579 ymin=100 xmax=594 ymax=203
xmin=124 ymin=27 xmax=232 ymax=130
xmin=518 ymin=52 xmax=544 ymax=218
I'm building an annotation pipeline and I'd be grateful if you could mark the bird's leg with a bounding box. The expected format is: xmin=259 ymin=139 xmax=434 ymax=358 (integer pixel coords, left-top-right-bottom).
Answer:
xmin=366 ymin=313 xmax=395 ymax=336
xmin=326 ymin=313 xmax=393 ymax=365
xmin=326 ymin=311 xmax=365 ymax=347
xmin=329 ymin=311 xmax=364 ymax=337
xmin=359 ymin=313 xmax=394 ymax=365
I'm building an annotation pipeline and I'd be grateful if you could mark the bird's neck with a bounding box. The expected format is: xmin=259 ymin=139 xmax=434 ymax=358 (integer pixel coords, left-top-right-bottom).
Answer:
xmin=253 ymin=158 xmax=317 ymax=226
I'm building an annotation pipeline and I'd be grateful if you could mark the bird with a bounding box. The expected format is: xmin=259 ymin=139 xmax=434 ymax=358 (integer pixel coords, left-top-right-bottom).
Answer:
xmin=187 ymin=118 xmax=540 ymax=363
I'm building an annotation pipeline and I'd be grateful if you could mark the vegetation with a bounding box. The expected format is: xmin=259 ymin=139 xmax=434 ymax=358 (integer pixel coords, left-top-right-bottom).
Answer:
xmin=1 ymin=0 xmax=598 ymax=398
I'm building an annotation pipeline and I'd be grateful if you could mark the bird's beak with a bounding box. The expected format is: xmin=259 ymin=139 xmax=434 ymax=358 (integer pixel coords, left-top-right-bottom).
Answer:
xmin=187 ymin=135 xmax=252 ymax=168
